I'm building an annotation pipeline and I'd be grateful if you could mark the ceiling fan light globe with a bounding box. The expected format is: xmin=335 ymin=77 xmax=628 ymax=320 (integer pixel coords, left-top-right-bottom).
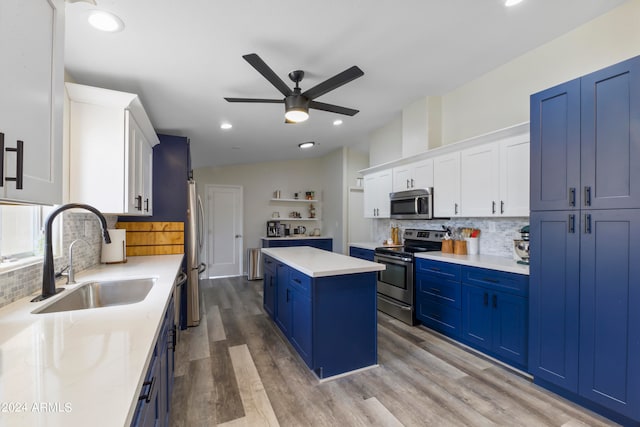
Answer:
xmin=284 ymin=109 xmax=309 ymax=123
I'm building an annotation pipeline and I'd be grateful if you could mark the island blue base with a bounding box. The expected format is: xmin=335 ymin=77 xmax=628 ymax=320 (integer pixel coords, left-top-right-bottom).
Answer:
xmin=263 ymin=254 xmax=377 ymax=379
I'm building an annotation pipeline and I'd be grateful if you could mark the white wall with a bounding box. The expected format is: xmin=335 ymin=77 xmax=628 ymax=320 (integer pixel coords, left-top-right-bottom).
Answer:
xmin=441 ymin=0 xmax=640 ymax=145
xmin=368 ymin=115 xmax=402 ymax=167
xmin=320 ymin=148 xmax=345 ymax=253
xmin=195 ymin=157 xmax=329 ymax=269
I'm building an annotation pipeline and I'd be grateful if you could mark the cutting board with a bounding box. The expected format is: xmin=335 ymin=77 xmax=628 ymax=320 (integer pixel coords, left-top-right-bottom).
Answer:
xmin=115 ymin=222 xmax=185 ymax=256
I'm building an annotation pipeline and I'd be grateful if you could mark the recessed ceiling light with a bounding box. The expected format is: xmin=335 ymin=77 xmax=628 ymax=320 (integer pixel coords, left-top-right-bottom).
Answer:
xmin=88 ymin=10 xmax=124 ymax=32
xmin=504 ymin=0 xmax=523 ymax=6
xmin=220 ymin=123 xmax=232 ymax=130
xmin=298 ymin=141 xmax=315 ymax=149
xmin=333 ymin=119 xmax=343 ymax=126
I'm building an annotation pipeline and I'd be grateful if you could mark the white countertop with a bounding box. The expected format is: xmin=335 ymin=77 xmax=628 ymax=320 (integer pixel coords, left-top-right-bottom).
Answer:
xmin=349 ymin=242 xmax=402 ymax=251
xmin=262 ymin=236 xmax=331 ymax=240
xmin=262 ymin=246 xmax=385 ymax=277
xmin=0 ymin=254 xmax=183 ymax=427
xmin=415 ymin=252 xmax=529 ymax=275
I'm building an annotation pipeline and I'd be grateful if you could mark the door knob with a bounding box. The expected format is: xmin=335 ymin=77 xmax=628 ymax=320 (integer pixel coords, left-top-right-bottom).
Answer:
xmin=235 ymin=234 xmax=242 ymax=238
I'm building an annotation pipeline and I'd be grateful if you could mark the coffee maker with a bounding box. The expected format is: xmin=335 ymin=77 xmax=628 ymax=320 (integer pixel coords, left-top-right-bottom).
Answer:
xmin=267 ymin=220 xmax=281 ymax=237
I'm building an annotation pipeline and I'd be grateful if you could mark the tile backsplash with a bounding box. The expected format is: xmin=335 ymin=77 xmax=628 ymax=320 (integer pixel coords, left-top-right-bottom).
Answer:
xmin=0 ymin=212 xmax=117 ymax=309
xmin=372 ymin=217 xmax=529 ymax=258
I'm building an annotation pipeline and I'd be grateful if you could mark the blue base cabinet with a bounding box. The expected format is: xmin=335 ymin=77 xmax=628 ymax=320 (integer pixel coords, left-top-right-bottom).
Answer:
xmin=263 ymin=255 xmax=276 ymax=317
xmin=349 ymin=246 xmax=375 ymax=261
xmin=263 ymin=256 xmax=377 ymax=379
xmin=460 ymin=267 xmax=528 ymax=370
xmin=262 ymin=238 xmax=332 ymax=251
xmin=132 ymin=296 xmax=175 ymax=427
xmin=530 ymin=55 xmax=640 ymax=426
xmin=415 ymin=259 xmax=462 ymax=339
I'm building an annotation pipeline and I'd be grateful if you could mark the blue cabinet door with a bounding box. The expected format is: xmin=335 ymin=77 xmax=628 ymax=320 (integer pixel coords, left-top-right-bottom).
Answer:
xmin=529 ymin=211 xmax=580 ymax=391
xmin=579 ymin=209 xmax=640 ymax=420
xmin=274 ymin=263 xmax=291 ymax=335
xmin=349 ymin=246 xmax=374 ymax=261
xmin=581 ymin=56 xmax=640 ymax=210
xmin=492 ymin=291 xmax=527 ymax=369
xmin=461 ymin=284 xmax=492 ymax=352
xmin=263 ymin=257 xmax=276 ymax=317
xmin=290 ymin=288 xmax=312 ymax=367
xmin=530 ymin=78 xmax=581 ymax=211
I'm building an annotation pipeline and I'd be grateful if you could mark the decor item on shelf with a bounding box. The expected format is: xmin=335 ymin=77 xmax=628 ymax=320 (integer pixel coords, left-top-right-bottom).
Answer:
xmin=224 ymin=53 xmax=364 ymax=123
xmin=305 ymin=191 xmax=315 ymax=200
xmin=272 ymin=212 xmax=280 ymax=218
xmin=289 ymin=211 xmax=301 ymax=218
xmin=312 ymin=228 xmax=321 ymax=236
xmin=294 ymin=192 xmax=299 ymax=199
xmin=274 ymin=190 xmax=281 ymax=199
xmin=309 ymin=204 xmax=316 ymax=218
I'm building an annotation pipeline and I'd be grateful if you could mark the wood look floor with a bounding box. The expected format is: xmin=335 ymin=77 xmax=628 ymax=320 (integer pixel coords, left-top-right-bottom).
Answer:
xmin=170 ymin=277 xmax=618 ymax=427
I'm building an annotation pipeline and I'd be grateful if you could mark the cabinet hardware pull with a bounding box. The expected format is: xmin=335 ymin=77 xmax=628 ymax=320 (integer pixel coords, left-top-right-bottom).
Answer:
xmin=4 ymin=140 xmax=24 ymax=189
xmin=430 ymin=267 xmax=441 ymax=271
xmin=144 ymin=198 xmax=149 ymax=212
xmin=410 ymin=178 xmax=414 ymax=188
xmin=492 ymin=201 xmax=496 ymax=214
xmin=293 ymin=278 xmax=302 ymax=284
xmin=454 ymin=203 xmax=458 ymax=215
xmin=482 ymin=277 xmax=499 ymax=284
xmin=568 ymin=214 xmax=575 ymax=233
xmin=431 ymin=313 xmax=441 ymax=320
xmin=483 ymin=292 xmax=488 ymax=306
xmin=500 ymin=201 xmax=505 ymax=214
xmin=172 ymin=325 xmax=177 ymax=349
xmin=429 ymin=287 xmax=442 ymax=294
xmin=492 ymin=294 xmax=497 ymax=308
xmin=0 ymin=133 xmax=4 ymax=186
xmin=584 ymin=186 xmax=592 ymax=206
xmin=584 ymin=214 xmax=592 ymax=234
xmin=406 ymin=179 xmax=410 ymax=189
xmin=569 ymin=187 xmax=576 ymax=207
xmin=139 ymin=376 xmax=156 ymax=403
xmin=286 ymin=288 xmax=290 ymax=302
xmin=135 ymin=195 xmax=142 ymax=211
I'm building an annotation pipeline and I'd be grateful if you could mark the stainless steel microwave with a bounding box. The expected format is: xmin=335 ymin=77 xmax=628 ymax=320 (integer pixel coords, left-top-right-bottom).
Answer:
xmin=390 ymin=188 xmax=434 ymax=219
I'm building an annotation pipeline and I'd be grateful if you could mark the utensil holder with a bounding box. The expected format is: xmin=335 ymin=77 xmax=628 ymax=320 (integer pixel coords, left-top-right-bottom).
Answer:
xmin=453 ymin=240 xmax=467 ymax=255
xmin=465 ymin=237 xmax=479 ymax=255
xmin=442 ymin=240 xmax=453 ymax=253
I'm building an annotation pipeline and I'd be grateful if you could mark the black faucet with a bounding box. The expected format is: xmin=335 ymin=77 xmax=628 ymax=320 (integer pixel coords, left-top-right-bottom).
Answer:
xmin=32 ymin=203 xmax=112 ymax=302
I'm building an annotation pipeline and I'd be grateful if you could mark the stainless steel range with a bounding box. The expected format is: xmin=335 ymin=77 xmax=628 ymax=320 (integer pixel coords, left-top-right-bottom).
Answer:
xmin=374 ymin=228 xmax=445 ymax=325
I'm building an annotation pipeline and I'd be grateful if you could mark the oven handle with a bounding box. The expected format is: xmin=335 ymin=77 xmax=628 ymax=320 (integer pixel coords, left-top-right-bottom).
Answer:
xmin=374 ymin=253 xmax=412 ymax=264
xmin=378 ymin=294 xmax=413 ymax=311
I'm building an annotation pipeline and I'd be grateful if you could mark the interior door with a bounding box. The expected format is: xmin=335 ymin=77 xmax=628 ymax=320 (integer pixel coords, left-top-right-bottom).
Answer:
xmin=205 ymin=184 xmax=243 ymax=277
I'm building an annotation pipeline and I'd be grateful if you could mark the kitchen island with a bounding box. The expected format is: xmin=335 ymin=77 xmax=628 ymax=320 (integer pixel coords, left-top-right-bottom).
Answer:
xmin=262 ymin=246 xmax=384 ymax=379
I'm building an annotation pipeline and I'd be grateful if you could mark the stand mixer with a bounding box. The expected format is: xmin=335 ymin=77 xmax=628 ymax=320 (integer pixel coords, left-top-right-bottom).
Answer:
xmin=513 ymin=225 xmax=530 ymax=265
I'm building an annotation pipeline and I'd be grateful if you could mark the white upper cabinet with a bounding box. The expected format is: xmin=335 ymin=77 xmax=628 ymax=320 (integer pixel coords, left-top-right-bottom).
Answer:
xmin=392 ymin=158 xmax=433 ymax=192
xmin=0 ymin=0 xmax=64 ymax=205
xmin=67 ymin=83 xmax=159 ymax=216
xmin=364 ymin=169 xmax=392 ymax=218
xmin=460 ymin=144 xmax=500 ymax=216
xmin=499 ymin=135 xmax=529 ymax=216
xmin=433 ymin=152 xmax=461 ymax=217
xmin=460 ymin=135 xmax=529 ymax=217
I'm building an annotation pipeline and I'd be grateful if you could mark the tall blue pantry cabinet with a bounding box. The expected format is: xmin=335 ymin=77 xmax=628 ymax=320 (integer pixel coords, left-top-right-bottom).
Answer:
xmin=530 ymin=56 xmax=640 ymax=425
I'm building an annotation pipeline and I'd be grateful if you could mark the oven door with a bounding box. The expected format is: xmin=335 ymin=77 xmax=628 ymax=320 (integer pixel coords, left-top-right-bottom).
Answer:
xmin=374 ymin=253 xmax=413 ymax=304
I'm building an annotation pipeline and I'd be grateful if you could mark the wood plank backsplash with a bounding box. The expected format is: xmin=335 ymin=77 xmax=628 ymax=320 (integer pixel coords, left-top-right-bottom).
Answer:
xmin=116 ymin=221 xmax=185 ymax=256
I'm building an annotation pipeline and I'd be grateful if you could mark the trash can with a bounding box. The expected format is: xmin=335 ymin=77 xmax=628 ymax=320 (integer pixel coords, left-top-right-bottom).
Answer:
xmin=247 ymin=248 xmax=263 ymax=280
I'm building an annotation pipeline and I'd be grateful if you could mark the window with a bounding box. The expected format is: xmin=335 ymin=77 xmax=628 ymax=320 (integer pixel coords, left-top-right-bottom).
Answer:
xmin=0 ymin=204 xmax=60 ymax=268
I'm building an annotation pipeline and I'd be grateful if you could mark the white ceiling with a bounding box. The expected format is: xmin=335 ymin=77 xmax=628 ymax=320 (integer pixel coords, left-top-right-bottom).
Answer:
xmin=64 ymin=0 xmax=627 ymax=169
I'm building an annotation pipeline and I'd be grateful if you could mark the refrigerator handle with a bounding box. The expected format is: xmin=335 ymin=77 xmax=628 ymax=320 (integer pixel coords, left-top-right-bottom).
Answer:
xmin=197 ymin=263 xmax=206 ymax=274
xmin=197 ymin=195 xmax=205 ymax=249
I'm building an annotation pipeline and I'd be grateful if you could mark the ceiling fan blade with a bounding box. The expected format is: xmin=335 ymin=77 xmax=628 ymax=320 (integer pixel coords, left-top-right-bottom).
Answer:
xmin=309 ymin=100 xmax=359 ymax=116
xmin=243 ymin=53 xmax=293 ymax=97
xmin=224 ymin=97 xmax=284 ymax=103
xmin=302 ymin=66 xmax=364 ymax=100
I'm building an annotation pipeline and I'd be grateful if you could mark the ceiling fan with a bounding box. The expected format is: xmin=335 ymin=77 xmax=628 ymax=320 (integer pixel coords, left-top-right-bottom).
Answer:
xmin=224 ymin=53 xmax=364 ymax=123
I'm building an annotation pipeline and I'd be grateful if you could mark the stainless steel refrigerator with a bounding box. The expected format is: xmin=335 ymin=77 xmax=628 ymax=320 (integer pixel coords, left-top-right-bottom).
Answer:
xmin=187 ymin=180 xmax=206 ymax=326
